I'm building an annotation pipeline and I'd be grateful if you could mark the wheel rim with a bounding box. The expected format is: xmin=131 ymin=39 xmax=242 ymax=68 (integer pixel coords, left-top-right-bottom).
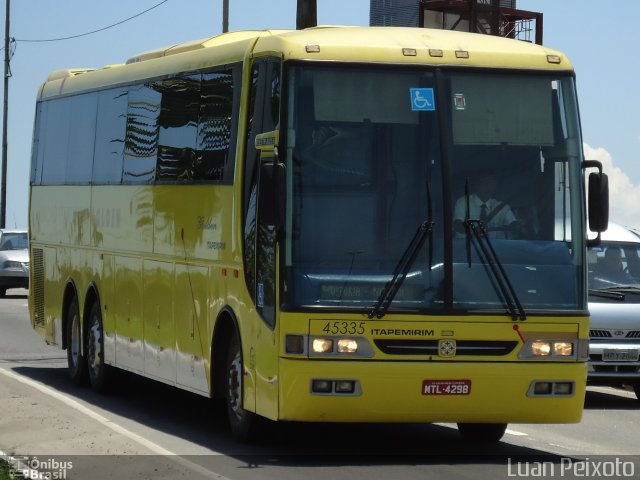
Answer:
xmin=87 ymin=313 xmax=102 ymax=378
xmin=69 ymin=311 xmax=81 ymax=369
xmin=228 ymin=351 xmax=243 ymax=419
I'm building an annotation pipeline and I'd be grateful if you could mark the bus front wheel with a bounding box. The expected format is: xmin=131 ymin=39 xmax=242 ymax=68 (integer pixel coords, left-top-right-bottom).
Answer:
xmin=225 ymin=336 xmax=258 ymax=442
xmin=457 ymin=423 xmax=507 ymax=442
xmin=66 ymin=297 xmax=88 ymax=385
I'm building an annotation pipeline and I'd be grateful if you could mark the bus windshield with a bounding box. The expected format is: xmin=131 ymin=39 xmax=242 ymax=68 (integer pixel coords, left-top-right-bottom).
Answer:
xmin=282 ymin=64 xmax=585 ymax=314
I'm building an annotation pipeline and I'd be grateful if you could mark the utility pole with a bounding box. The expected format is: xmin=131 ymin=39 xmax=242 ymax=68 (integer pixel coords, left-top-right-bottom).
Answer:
xmin=1 ymin=0 xmax=9 ymax=228
xmin=222 ymin=0 xmax=229 ymax=33
xmin=296 ymin=0 xmax=317 ymax=30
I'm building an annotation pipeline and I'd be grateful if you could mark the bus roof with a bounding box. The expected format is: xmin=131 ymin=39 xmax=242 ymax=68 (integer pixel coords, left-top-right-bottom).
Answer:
xmin=38 ymin=26 xmax=573 ymax=100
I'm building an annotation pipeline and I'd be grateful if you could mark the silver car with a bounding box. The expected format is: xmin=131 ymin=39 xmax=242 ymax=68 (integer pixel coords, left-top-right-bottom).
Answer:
xmin=0 ymin=229 xmax=29 ymax=297
xmin=588 ymin=222 xmax=640 ymax=400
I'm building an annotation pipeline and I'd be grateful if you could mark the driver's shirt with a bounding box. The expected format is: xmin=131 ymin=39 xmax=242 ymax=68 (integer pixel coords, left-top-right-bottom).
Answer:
xmin=453 ymin=194 xmax=517 ymax=239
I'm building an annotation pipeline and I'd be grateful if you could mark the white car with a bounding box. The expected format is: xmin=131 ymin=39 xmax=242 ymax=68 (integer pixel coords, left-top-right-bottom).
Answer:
xmin=0 ymin=229 xmax=29 ymax=297
xmin=587 ymin=222 xmax=640 ymax=400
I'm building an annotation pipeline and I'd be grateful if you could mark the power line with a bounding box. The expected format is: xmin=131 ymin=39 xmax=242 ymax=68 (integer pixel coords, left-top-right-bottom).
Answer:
xmin=15 ymin=0 xmax=171 ymax=43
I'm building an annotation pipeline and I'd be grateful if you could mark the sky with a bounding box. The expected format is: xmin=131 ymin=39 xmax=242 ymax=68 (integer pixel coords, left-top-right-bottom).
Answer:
xmin=2 ymin=0 xmax=639 ymax=230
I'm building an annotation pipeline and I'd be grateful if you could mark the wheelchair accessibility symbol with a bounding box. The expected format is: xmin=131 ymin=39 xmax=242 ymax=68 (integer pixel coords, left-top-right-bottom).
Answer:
xmin=410 ymin=88 xmax=436 ymax=111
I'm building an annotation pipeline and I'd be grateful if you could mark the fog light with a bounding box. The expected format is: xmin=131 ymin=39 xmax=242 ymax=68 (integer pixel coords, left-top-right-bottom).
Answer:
xmin=335 ymin=380 xmax=355 ymax=394
xmin=553 ymin=342 xmax=573 ymax=356
xmin=311 ymin=379 xmax=333 ymax=393
xmin=312 ymin=338 xmax=334 ymax=353
xmin=531 ymin=341 xmax=552 ymax=356
xmin=533 ymin=382 xmax=552 ymax=395
xmin=337 ymin=339 xmax=358 ymax=353
xmin=553 ymin=382 xmax=573 ymax=395
xmin=285 ymin=335 xmax=305 ymax=354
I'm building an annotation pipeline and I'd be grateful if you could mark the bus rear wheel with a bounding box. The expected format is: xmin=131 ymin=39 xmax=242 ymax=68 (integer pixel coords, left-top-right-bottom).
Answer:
xmin=225 ymin=336 xmax=258 ymax=442
xmin=66 ymin=297 xmax=88 ymax=385
xmin=87 ymin=301 xmax=112 ymax=392
xmin=457 ymin=423 xmax=507 ymax=442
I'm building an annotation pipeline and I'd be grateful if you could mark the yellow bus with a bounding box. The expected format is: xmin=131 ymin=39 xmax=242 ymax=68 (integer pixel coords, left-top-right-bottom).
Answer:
xmin=29 ymin=26 xmax=609 ymax=442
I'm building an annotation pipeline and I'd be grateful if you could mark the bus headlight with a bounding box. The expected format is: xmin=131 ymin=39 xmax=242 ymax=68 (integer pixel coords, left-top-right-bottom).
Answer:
xmin=312 ymin=338 xmax=334 ymax=353
xmin=531 ymin=341 xmax=552 ymax=356
xmin=553 ymin=342 xmax=573 ymax=356
xmin=308 ymin=336 xmax=375 ymax=357
xmin=520 ymin=339 xmax=577 ymax=359
xmin=337 ymin=339 xmax=358 ymax=353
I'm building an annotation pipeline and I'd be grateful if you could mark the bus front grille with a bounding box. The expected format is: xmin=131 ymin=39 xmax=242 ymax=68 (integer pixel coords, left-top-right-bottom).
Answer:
xmin=373 ymin=340 xmax=518 ymax=356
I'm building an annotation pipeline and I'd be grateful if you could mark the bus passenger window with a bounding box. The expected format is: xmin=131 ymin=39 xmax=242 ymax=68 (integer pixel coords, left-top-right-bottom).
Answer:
xmin=196 ymin=70 xmax=235 ymax=182
xmin=123 ymin=83 xmax=161 ymax=184
xmin=157 ymin=75 xmax=200 ymax=182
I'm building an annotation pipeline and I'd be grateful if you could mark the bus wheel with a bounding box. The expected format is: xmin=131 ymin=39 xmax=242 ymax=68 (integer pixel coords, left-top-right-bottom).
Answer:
xmin=226 ymin=336 xmax=257 ymax=442
xmin=87 ymin=301 xmax=112 ymax=392
xmin=66 ymin=297 xmax=88 ymax=385
xmin=0 ymin=288 xmax=6 ymax=297
xmin=457 ymin=423 xmax=507 ymax=442
xmin=633 ymin=382 xmax=640 ymax=401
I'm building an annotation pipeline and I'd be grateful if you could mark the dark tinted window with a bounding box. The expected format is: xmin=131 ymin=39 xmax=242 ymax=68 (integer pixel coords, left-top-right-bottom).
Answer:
xmin=157 ymin=75 xmax=200 ymax=181
xmin=123 ymin=83 xmax=161 ymax=184
xmin=93 ymin=88 xmax=128 ymax=184
xmin=40 ymin=98 xmax=70 ymax=184
xmin=67 ymin=94 xmax=97 ymax=184
xmin=196 ymin=70 xmax=235 ymax=182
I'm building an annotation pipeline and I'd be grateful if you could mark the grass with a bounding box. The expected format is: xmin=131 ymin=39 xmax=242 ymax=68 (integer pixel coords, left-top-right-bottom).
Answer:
xmin=0 ymin=459 xmax=12 ymax=480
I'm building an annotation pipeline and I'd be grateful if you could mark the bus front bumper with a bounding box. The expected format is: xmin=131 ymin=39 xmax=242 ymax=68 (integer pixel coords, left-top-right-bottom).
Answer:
xmin=278 ymin=358 xmax=586 ymax=424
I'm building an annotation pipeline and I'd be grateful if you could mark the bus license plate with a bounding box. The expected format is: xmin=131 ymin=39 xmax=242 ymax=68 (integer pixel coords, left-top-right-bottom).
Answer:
xmin=422 ymin=379 xmax=471 ymax=395
xmin=602 ymin=349 xmax=639 ymax=362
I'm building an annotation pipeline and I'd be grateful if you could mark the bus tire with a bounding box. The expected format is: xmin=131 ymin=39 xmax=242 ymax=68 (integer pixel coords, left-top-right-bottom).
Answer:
xmin=457 ymin=423 xmax=507 ymax=442
xmin=225 ymin=335 xmax=257 ymax=442
xmin=66 ymin=296 xmax=88 ymax=385
xmin=0 ymin=287 xmax=6 ymax=297
xmin=87 ymin=301 xmax=112 ymax=392
xmin=633 ymin=382 xmax=640 ymax=401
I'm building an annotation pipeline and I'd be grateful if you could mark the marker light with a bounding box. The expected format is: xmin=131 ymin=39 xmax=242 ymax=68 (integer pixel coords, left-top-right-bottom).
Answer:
xmin=312 ymin=338 xmax=334 ymax=354
xmin=337 ymin=339 xmax=358 ymax=353
xmin=402 ymin=48 xmax=417 ymax=56
xmin=335 ymin=380 xmax=356 ymax=394
xmin=547 ymin=54 xmax=562 ymax=64
xmin=311 ymin=379 xmax=332 ymax=393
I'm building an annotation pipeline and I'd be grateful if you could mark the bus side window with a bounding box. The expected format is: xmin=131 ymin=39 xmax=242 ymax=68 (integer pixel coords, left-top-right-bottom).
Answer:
xmin=157 ymin=75 xmax=200 ymax=182
xmin=196 ymin=68 xmax=239 ymax=183
xmin=123 ymin=82 xmax=161 ymax=184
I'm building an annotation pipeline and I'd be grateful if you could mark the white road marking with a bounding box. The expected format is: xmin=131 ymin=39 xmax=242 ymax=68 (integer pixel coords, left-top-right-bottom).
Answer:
xmin=505 ymin=429 xmax=528 ymax=437
xmin=0 ymin=367 xmax=230 ymax=480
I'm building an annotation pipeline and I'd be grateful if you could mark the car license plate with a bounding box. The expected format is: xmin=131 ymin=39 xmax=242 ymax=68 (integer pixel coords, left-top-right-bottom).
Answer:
xmin=422 ymin=379 xmax=471 ymax=395
xmin=602 ymin=349 xmax=639 ymax=362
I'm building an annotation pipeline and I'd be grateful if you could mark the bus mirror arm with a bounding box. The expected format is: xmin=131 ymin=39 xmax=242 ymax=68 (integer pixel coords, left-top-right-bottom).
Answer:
xmin=583 ymin=160 xmax=609 ymax=244
xmin=258 ymin=159 xmax=286 ymax=231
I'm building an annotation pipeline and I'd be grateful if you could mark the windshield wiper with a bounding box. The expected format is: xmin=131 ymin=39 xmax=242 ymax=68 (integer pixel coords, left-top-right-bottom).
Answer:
xmin=368 ymin=220 xmax=434 ymax=319
xmin=368 ymin=181 xmax=434 ymax=319
xmin=588 ymin=288 xmax=625 ymax=301
xmin=463 ymin=180 xmax=526 ymax=320
xmin=600 ymin=285 xmax=640 ymax=293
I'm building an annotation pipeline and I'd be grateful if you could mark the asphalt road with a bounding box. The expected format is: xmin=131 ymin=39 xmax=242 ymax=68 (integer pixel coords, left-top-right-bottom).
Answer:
xmin=1 ymin=289 xmax=639 ymax=480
